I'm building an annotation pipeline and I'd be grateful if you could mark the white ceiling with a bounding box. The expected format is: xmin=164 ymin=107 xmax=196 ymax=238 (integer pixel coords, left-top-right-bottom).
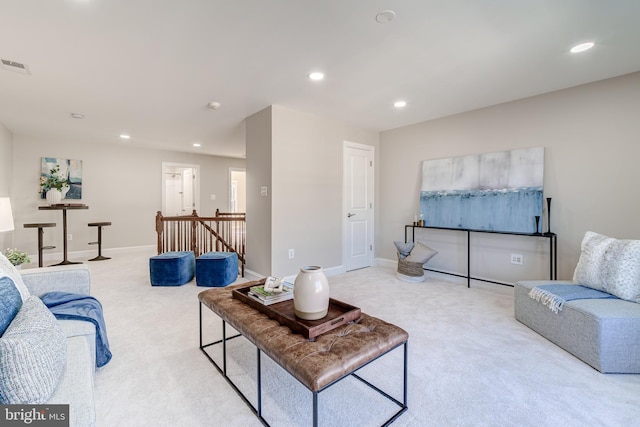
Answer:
xmin=1 ymin=1 xmax=639 ymax=158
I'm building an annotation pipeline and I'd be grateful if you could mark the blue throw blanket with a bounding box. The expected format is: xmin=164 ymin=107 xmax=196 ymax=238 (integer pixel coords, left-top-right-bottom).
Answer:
xmin=41 ymin=292 xmax=112 ymax=368
xmin=528 ymin=284 xmax=617 ymax=314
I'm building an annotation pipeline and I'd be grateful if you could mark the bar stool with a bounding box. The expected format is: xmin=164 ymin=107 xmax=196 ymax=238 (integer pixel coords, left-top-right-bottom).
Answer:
xmin=88 ymin=222 xmax=111 ymax=261
xmin=23 ymin=223 xmax=56 ymax=267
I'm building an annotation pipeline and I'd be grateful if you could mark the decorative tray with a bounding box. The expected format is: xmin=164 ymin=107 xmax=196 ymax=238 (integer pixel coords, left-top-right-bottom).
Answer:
xmin=232 ymin=285 xmax=361 ymax=339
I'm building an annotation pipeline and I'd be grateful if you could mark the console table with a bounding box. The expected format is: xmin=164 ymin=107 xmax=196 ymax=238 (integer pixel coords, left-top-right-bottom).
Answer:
xmin=39 ymin=204 xmax=89 ymax=265
xmin=405 ymin=225 xmax=557 ymax=288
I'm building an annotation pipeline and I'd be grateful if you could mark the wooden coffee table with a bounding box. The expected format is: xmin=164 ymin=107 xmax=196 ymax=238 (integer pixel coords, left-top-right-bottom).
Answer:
xmin=199 ymin=281 xmax=409 ymax=426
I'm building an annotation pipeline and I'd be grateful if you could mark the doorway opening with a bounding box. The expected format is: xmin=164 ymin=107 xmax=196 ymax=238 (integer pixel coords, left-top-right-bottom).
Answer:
xmin=229 ymin=168 xmax=246 ymax=213
xmin=162 ymin=162 xmax=200 ymax=215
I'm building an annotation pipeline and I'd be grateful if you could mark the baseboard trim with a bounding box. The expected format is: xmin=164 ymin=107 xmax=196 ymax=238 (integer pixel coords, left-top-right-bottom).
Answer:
xmin=33 ymin=245 xmax=155 ymax=265
xmin=375 ymin=257 xmax=397 ymax=269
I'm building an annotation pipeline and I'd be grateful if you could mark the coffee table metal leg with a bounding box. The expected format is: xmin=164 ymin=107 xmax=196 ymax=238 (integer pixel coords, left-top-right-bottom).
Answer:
xmin=222 ymin=321 xmax=227 ymax=376
xmin=313 ymin=392 xmax=318 ymax=427
xmin=199 ymin=307 xmax=268 ymax=425
xmin=199 ymin=304 xmax=408 ymax=426
xmin=257 ymin=349 xmax=262 ymax=418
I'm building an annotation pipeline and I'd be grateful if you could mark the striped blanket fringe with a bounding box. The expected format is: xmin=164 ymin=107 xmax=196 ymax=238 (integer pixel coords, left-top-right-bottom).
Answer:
xmin=528 ymin=287 xmax=565 ymax=314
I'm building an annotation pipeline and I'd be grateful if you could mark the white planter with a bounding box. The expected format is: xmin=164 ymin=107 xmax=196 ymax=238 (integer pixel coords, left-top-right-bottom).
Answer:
xmin=46 ymin=189 xmax=62 ymax=205
xmin=293 ymin=266 xmax=330 ymax=320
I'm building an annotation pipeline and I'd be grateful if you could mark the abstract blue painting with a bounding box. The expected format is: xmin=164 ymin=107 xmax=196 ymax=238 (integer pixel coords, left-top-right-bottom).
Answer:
xmin=420 ymin=147 xmax=544 ymax=233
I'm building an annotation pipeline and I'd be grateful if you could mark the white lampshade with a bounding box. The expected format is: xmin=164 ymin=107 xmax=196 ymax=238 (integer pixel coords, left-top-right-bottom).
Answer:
xmin=0 ymin=197 xmax=15 ymax=232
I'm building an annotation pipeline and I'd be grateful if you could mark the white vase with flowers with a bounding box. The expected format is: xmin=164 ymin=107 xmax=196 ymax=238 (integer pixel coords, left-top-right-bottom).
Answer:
xmin=40 ymin=165 xmax=69 ymax=205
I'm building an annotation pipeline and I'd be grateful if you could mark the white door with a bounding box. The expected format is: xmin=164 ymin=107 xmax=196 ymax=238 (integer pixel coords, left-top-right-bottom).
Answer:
xmin=162 ymin=162 xmax=200 ymax=215
xmin=344 ymin=142 xmax=374 ymax=271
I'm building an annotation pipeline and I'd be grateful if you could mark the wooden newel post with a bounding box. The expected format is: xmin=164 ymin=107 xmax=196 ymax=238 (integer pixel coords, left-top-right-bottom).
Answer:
xmin=191 ymin=219 xmax=198 ymax=256
xmin=155 ymin=211 xmax=164 ymax=254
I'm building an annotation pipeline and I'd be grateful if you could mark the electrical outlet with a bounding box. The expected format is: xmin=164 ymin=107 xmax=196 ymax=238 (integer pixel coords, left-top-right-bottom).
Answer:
xmin=67 ymin=234 xmax=72 ymax=241
xmin=288 ymin=249 xmax=294 ymax=259
xmin=510 ymin=253 xmax=523 ymax=265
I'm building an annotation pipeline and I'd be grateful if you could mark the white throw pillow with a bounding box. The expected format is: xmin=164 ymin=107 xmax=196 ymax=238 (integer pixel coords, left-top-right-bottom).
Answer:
xmin=405 ymin=241 xmax=438 ymax=264
xmin=573 ymin=231 xmax=640 ymax=303
xmin=0 ymin=253 xmax=29 ymax=302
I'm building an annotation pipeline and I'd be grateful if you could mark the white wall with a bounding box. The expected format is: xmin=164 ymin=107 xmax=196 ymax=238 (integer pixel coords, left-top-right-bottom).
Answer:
xmin=246 ymin=107 xmax=273 ymax=276
xmin=247 ymin=105 xmax=378 ymax=277
xmin=0 ymin=122 xmax=13 ymax=250
xmin=11 ymin=136 xmax=245 ymax=258
xmin=379 ymin=72 xmax=640 ymax=282
xmin=271 ymin=105 xmax=379 ymax=277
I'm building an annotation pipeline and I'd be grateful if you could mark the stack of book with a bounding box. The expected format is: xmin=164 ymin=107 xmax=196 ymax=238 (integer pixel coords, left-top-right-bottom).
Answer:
xmin=248 ymin=283 xmax=294 ymax=305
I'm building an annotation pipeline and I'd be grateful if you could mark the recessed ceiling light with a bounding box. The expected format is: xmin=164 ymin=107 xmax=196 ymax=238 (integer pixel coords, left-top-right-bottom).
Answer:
xmin=309 ymin=72 xmax=324 ymax=81
xmin=70 ymin=113 xmax=85 ymax=119
xmin=119 ymin=134 xmax=130 ymax=140
xmin=570 ymin=42 xmax=595 ymax=53
xmin=394 ymin=100 xmax=407 ymax=108
xmin=193 ymin=143 xmax=201 ymax=147
xmin=376 ymin=10 xmax=396 ymax=24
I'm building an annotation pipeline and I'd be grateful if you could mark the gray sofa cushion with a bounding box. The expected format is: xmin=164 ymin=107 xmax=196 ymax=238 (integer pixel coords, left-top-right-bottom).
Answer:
xmin=515 ymin=280 xmax=640 ymax=374
xmin=59 ymin=319 xmax=97 ymax=369
xmin=0 ymin=296 xmax=67 ymax=403
xmin=47 ymin=335 xmax=96 ymax=427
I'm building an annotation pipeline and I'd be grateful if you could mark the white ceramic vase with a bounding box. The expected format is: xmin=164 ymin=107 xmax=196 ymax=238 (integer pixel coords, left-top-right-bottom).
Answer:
xmin=46 ymin=189 xmax=62 ymax=205
xmin=293 ymin=266 xmax=330 ymax=320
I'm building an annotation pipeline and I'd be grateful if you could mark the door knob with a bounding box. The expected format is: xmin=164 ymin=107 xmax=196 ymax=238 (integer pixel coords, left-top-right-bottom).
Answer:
xmin=347 ymin=213 xmax=356 ymax=217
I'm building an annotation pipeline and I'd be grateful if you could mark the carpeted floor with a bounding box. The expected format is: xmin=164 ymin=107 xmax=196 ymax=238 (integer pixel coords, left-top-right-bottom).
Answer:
xmin=87 ymin=247 xmax=640 ymax=426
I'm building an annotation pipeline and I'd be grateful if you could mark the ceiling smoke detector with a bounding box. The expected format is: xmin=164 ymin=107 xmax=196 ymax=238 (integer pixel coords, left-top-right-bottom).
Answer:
xmin=376 ymin=10 xmax=396 ymax=24
xmin=1 ymin=59 xmax=31 ymax=75
xmin=208 ymin=101 xmax=222 ymax=110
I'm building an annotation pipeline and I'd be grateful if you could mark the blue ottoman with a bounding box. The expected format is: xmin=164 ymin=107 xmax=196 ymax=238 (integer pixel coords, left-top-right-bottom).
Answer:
xmin=196 ymin=251 xmax=238 ymax=287
xmin=149 ymin=251 xmax=195 ymax=286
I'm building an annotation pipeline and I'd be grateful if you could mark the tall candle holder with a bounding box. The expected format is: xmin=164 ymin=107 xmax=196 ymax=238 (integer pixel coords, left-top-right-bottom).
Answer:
xmin=544 ymin=197 xmax=552 ymax=235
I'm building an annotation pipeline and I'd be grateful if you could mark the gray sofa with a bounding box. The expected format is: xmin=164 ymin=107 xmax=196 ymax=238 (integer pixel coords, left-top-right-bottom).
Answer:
xmin=515 ymin=280 xmax=640 ymax=374
xmin=0 ymin=256 xmax=97 ymax=426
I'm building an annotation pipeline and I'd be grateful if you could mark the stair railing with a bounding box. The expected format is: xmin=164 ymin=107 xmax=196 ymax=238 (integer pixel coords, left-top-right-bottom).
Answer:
xmin=155 ymin=210 xmax=246 ymax=276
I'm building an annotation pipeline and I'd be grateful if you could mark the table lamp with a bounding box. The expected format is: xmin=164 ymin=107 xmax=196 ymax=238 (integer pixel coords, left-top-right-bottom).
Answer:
xmin=0 ymin=197 xmax=15 ymax=232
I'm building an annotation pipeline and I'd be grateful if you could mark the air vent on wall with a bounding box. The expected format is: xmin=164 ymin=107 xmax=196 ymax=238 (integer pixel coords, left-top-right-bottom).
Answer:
xmin=1 ymin=59 xmax=31 ymax=75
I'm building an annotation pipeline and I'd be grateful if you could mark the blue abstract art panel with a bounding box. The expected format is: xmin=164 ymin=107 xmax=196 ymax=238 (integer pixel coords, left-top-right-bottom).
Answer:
xmin=420 ymin=147 xmax=544 ymax=233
